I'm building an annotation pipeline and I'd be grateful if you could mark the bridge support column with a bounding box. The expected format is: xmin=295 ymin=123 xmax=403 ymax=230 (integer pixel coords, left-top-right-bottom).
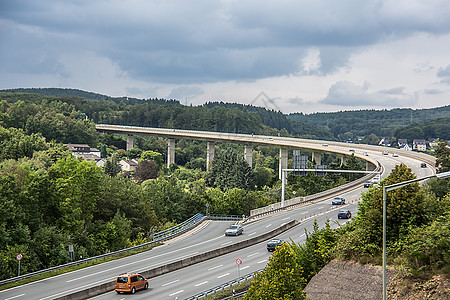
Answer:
xmin=312 ymin=151 xmax=321 ymax=165
xmin=279 ymin=148 xmax=288 ymax=180
xmin=167 ymin=138 xmax=175 ymax=168
xmin=340 ymin=155 xmax=347 ymax=166
xmin=244 ymin=144 xmax=253 ymax=167
xmin=366 ymin=161 xmax=376 ymax=171
xmin=207 ymin=142 xmax=215 ymax=170
xmin=126 ymin=134 xmax=134 ymax=150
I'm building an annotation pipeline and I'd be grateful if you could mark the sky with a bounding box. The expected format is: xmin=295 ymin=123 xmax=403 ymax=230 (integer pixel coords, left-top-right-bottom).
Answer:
xmin=1 ymin=0 xmax=450 ymax=114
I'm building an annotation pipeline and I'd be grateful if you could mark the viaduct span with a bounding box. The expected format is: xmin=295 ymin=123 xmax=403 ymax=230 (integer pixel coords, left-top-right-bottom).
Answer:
xmin=95 ymin=124 xmax=423 ymax=178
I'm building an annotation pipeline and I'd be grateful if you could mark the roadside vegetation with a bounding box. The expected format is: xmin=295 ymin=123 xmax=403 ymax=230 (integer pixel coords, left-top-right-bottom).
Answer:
xmin=0 ymin=91 xmax=363 ymax=280
xmin=244 ymin=147 xmax=450 ymax=299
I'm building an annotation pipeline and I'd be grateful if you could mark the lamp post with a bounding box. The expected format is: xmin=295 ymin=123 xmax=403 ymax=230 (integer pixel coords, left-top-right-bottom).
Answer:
xmin=382 ymin=170 xmax=450 ymax=300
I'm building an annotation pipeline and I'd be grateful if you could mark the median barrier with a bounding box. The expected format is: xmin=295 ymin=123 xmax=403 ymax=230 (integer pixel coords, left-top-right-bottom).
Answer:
xmin=55 ymin=220 xmax=298 ymax=300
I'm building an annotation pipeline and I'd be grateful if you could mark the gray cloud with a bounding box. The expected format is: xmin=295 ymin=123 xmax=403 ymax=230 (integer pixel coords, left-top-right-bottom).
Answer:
xmin=167 ymin=86 xmax=204 ymax=101
xmin=321 ymin=81 xmax=416 ymax=107
xmin=2 ymin=0 xmax=450 ymax=85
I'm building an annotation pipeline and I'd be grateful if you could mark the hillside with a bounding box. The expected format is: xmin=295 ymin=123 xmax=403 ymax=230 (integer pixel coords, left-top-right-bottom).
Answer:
xmin=288 ymin=107 xmax=450 ymax=141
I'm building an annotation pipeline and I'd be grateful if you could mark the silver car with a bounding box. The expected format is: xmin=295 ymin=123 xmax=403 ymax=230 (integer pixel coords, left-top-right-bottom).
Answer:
xmin=225 ymin=224 xmax=244 ymax=236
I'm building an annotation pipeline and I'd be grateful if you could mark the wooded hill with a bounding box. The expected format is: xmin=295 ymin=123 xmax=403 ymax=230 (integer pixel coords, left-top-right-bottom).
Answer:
xmin=2 ymin=88 xmax=449 ymax=142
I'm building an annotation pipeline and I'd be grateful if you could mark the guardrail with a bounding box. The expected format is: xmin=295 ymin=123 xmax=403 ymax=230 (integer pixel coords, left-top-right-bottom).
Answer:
xmin=245 ymin=164 xmax=382 ymax=223
xmin=0 ymin=213 xmax=207 ymax=286
xmin=54 ymin=220 xmax=298 ymax=300
xmin=207 ymin=214 xmax=244 ymax=221
xmin=153 ymin=213 xmax=205 ymax=241
xmin=185 ymin=269 xmax=263 ymax=300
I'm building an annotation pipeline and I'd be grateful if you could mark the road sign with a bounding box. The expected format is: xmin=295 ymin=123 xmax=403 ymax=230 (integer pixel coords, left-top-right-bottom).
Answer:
xmin=16 ymin=254 xmax=22 ymax=261
xmin=236 ymin=258 xmax=242 ymax=265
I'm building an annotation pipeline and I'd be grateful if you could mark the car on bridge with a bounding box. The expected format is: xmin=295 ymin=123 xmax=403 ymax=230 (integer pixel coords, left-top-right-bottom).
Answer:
xmin=115 ymin=273 xmax=148 ymax=294
xmin=225 ymin=224 xmax=244 ymax=236
xmin=338 ymin=210 xmax=352 ymax=219
xmin=267 ymin=239 xmax=285 ymax=252
xmin=332 ymin=197 xmax=345 ymax=205
xmin=421 ymin=163 xmax=427 ymax=168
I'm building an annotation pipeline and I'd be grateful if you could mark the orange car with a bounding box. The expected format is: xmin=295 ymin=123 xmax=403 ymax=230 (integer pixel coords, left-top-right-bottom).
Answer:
xmin=115 ymin=273 xmax=148 ymax=294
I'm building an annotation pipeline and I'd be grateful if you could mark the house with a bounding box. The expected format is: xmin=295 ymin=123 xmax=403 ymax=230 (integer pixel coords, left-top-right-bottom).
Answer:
xmin=65 ymin=144 xmax=101 ymax=160
xmin=378 ymin=138 xmax=390 ymax=147
xmin=413 ymin=139 xmax=427 ymax=152
xmin=397 ymin=139 xmax=408 ymax=147
xmin=119 ymin=159 xmax=139 ymax=172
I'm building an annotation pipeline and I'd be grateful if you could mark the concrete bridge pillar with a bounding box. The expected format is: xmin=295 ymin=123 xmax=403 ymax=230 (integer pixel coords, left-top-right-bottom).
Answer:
xmin=340 ymin=155 xmax=347 ymax=166
xmin=279 ymin=148 xmax=288 ymax=179
xmin=244 ymin=144 xmax=253 ymax=167
xmin=126 ymin=134 xmax=134 ymax=150
xmin=167 ymin=138 xmax=175 ymax=167
xmin=312 ymin=151 xmax=321 ymax=165
xmin=207 ymin=142 xmax=215 ymax=170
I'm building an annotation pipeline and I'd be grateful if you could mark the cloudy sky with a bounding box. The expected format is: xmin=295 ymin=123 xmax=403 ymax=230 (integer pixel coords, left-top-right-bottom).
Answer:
xmin=1 ymin=0 xmax=450 ymax=114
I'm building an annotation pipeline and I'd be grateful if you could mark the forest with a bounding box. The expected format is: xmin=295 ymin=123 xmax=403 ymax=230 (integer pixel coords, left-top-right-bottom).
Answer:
xmin=0 ymin=90 xmax=364 ymax=280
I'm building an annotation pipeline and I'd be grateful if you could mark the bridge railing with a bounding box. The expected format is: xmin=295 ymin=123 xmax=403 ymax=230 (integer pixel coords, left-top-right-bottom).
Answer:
xmin=184 ymin=269 xmax=263 ymax=300
xmin=153 ymin=213 xmax=205 ymax=242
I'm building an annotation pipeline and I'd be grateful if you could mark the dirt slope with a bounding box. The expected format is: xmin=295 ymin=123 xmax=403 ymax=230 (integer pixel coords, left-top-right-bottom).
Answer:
xmin=304 ymin=259 xmax=449 ymax=299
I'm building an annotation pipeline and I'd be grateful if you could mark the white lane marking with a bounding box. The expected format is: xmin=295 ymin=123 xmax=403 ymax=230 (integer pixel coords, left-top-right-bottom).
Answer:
xmin=241 ymin=266 xmax=250 ymax=270
xmin=62 ymin=234 xmax=224 ymax=282
xmin=217 ymin=273 xmax=229 ymax=278
xmin=169 ymin=290 xmax=184 ymax=296
xmin=66 ymin=251 xmax=198 ymax=282
xmin=195 ymin=281 xmax=208 ymax=287
xmin=5 ymin=295 xmax=25 ymax=300
xmin=317 ymin=206 xmax=324 ymax=210
xmin=41 ymin=277 xmax=117 ymax=299
xmin=162 ymin=279 xmax=180 ymax=286
xmin=208 ymin=264 xmax=223 ymax=271
xmin=247 ymin=252 xmax=259 ymax=258
xmin=299 ymin=233 xmax=305 ymax=238
xmin=282 ymin=217 xmax=290 ymax=220
xmin=301 ymin=211 xmax=308 ymax=214
xmin=248 ymin=232 xmax=256 ymax=236
xmin=266 ymin=224 xmax=272 ymax=228
xmin=221 ymin=241 xmax=232 ymax=246
xmin=258 ymin=260 xmax=267 ymax=264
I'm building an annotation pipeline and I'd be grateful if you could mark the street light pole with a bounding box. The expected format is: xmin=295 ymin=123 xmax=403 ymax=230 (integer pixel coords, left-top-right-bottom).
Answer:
xmin=382 ymin=171 xmax=450 ymax=300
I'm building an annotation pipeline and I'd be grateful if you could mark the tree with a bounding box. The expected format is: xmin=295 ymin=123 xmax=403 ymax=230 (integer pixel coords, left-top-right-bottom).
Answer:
xmin=207 ymin=148 xmax=255 ymax=191
xmin=134 ymin=159 xmax=159 ymax=183
xmin=435 ymin=142 xmax=450 ymax=173
xmin=140 ymin=150 xmax=163 ymax=167
xmin=100 ymin=144 xmax=107 ymax=158
xmin=245 ymin=243 xmax=306 ymax=299
xmin=104 ymin=154 xmax=121 ymax=177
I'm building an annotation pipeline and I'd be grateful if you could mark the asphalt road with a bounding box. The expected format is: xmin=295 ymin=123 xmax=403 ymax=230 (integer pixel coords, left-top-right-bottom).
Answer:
xmin=0 ymin=150 xmax=434 ymax=300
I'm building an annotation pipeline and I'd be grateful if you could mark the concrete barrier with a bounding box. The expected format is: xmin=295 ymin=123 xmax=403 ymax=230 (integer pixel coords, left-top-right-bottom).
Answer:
xmin=55 ymin=220 xmax=298 ymax=300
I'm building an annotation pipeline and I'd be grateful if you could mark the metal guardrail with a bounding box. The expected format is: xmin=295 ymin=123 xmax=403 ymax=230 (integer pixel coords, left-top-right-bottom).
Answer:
xmin=153 ymin=213 xmax=205 ymax=241
xmin=207 ymin=214 xmax=244 ymax=221
xmin=185 ymin=269 xmax=263 ymax=300
xmin=0 ymin=213 xmax=207 ymax=286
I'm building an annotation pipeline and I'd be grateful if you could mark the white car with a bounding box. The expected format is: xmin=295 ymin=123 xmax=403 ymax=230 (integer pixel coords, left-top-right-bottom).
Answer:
xmin=225 ymin=224 xmax=244 ymax=236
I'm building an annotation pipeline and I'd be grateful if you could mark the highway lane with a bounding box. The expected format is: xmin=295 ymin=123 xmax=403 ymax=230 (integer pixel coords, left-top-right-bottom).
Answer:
xmin=93 ymin=198 xmax=362 ymax=299
xmin=92 ymin=152 xmax=434 ymax=299
xmin=0 ymin=150 xmax=433 ymax=300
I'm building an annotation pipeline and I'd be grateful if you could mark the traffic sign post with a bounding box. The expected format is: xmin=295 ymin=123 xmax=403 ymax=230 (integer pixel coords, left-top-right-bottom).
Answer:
xmin=236 ymin=258 xmax=242 ymax=278
xmin=17 ymin=254 xmax=22 ymax=276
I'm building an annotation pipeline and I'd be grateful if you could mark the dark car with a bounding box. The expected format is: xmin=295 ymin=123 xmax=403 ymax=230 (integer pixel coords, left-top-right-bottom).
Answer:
xmin=225 ymin=224 xmax=244 ymax=236
xmin=421 ymin=163 xmax=427 ymax=168
xmin=332 ymin=197 xmax=345 ymax=205
xmin=267 ymin=239 xmax=285 ymax=252
xmin=364 ymin=181 xmax=373 ymax=188
xmin=338 ymin=210 xmax=352 ymax=219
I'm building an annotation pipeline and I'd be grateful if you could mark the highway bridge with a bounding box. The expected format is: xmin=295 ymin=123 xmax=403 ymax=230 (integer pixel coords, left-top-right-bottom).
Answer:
xmin=0 ymin=126 xmax=436 ymax=300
